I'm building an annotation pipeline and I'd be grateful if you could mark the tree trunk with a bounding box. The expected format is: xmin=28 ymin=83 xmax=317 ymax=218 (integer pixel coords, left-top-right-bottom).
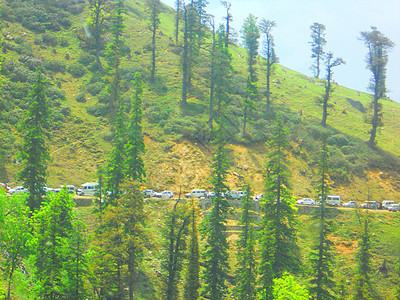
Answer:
xmin=368 ymin=95 xmax=379 ymax=147
xmin=128 ymin=248 xmax=135 ymax=300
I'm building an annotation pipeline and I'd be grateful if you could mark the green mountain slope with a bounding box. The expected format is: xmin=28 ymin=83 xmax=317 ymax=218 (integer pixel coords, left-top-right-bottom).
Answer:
xmin=0 ymin=0 xmax=399 ymax=201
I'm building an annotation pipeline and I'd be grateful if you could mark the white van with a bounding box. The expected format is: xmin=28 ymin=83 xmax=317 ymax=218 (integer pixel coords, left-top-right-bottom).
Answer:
xmin=326 ymin=195 xmax=341 ymax=206
xmin=382 ymin=200 xmax=395 ymax=209
xmin=79 ymin=182 xmax=99 ymax=196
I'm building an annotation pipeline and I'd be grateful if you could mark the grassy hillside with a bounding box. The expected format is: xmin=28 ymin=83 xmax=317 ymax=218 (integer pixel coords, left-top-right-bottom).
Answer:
xmin=0 ymin=0 xmax=399 ymax=203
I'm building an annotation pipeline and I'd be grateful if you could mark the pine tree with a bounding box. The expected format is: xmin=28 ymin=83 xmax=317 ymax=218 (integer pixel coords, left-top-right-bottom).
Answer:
xmin=126 ymin=72 xmax=146 ymax=182
xmin=148 ymin=0 xmax=161 ymax=82
xmin=106 ymin=104 xmax=127 ymax=206
xmin=321 ymin=52 xmax=345 ymax=126
xmin=259 ymin=115 xmax=299 ymax=298
xmin=19 ymin=70 xmax=50 ymax=213
xmin=80 ymin=0 xmax=109 ymax=71
xmin=309 ymin=136 xmax=335 ymax=299
xmin=163 ymin=200 xmax=190 ymax=300
xmin=259 ymin=19 xmax=278 ymax=113
xmin=353 ymin=214 xmax=375 ymax=299
xmin=221 ymin=1 xmax=232 ymax=48
xmin=201 ymin=122 xmax=230 ymax=300
xmin=241 ymin=14 xmax=260 ymax=136
xmin=66 ymin=220 xmax=89 ymax=300
xmin=183 ymin=199 xmax=201 ymax=300
xmin=106 ymin=0 xmax=125 ymax=113
xmin=174 ymin=0 xmax=182 ymax=44
xmin=359 ymin=27 xmax=394 ymax=147
xmin=234 ymin=185 xmax=257 ymax=300
xmin=310 ymin=22 xmax=326 ymax=79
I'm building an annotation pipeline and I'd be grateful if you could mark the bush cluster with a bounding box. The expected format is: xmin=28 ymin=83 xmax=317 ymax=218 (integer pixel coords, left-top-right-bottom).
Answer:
xmin=67 ymin=63 xmax=86 ymax=78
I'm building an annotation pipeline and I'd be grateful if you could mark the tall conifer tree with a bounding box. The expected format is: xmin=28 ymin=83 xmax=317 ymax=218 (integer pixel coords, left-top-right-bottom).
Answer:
xmin=148 ymin=0 xmax=161 ymax=82
xmin=360 ymin=27 xmax=394 ymax=147
xmin=19 ymin=71 xmax=50 ymax=213
xmin=183 ymin=199 xmax=201 ymax=299
xmin=310 ymin=23 xmax=326 ymax=79
xmin=241 ymin=14 xmax=259 ymax=136
xmin=259 ymin=19 xmax=278 ymax=113
xmin=234 ymin=184 xmax=257 ymax=300
xmin=126 ymin=72 xmax=146 ymax=182
xmin=201 ymin=120 xmax=230 ymax=299
xmin=259 ymin=115 xmax=299 ymax=298
xmin=309 ymin=136 xmax=335 ymax=299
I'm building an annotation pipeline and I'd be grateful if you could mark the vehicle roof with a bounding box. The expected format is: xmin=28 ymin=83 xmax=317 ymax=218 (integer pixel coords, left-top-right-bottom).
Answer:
xmin=81 ymin=182 xmax=99 ymax=186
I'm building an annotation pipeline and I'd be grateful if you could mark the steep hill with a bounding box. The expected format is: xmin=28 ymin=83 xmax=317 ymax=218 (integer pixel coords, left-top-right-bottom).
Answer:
xmin=0 ymin=0 xmax=399 ymax=201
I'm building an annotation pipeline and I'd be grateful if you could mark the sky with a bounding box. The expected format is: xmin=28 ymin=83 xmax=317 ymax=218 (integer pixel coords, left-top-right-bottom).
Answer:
xmin=161 ymin=0 xmax=400 ymax=102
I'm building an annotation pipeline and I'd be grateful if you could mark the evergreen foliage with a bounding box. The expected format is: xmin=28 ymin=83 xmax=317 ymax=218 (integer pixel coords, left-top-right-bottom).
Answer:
xmin=309 ymin=135 xmax=336 ymax=299
xmin=353 ymin=214 xmax=375 ymax=299
xmin=201 ymin=122 xmax=231 ymax=300
xmin=106 ymin=104 xmax=127 ymax=206
xmin=234 ymin=185 xmax=257 ymax=300
xmin=148 ymin=0 xmax=161 ymax=83
xmin=310 ymin=22 xmax=326 ymax=79
xmin=183 ymin=199 xmax=201 ymax=300
xmin=163 ymin=200 xmax=190 ymax=300
xmin=19 ymin=70 xmax=50 ymax=213
xmin=126 ymin=72 xmax=146 ymax=182
xmin=359 ymin=27 xmax=394 ymax=147
xmin=259 ymin=115 xmax=299 ymax=296
xmin=320 ymin=52 xmax=345 ymax=127
xmin=241 ymin=14 xmax=260 ymax=136
xmin=259 ymin=19 xmax=278 ymax=113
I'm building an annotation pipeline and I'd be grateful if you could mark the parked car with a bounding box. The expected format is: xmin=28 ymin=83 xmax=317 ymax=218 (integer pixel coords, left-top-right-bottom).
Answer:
xmin=382 ymin=200 xmax=395 ymax=209
xmin=361 ymin=201 xmax=378 ymax=209
xmin=160 ymin=190 xmax=174 ymax=199
xmin=9 ymin=186 xmax=28 ymax=194
xmin=326 ymin=195 xmax=341 ymax=206
xmin=185 ymin=189 xmax=207 ymax=198
xmin=78 ymin=182 xmax=99 ymax=196
xmin=142 ymin=189 xmax=156 ymax=197
xmin=206 ymin=191 xmax=226 ymax=198
xmin=228 ymin=190 xmax=247 ymax=199
xmin=343 ymin=201 xmax=358 ymax=208
xmin=388 ymin=204 xmax=400 ymax=212
xmin=296 ymin=198 xmax=315 ymax=205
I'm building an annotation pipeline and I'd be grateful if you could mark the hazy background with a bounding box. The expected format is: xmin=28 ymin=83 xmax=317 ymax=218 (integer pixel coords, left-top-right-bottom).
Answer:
xmin=161 ymin=0 xmax=400 ymax=102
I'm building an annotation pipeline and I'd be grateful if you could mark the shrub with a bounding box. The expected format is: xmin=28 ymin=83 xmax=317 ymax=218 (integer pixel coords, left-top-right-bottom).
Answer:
xmin=41 ymin=33 xmax=58 ymax=47
xmin=76 ymin=93 xmax=87 ymax=103
xmin=47 ymin=87 xmax=66 ymax=101
xmin=44 ymin=59 xmax=66 ymax=73
xmin=67 ymin=62 xmax=86 ymax=78
xmin=97 ymin=89 xmax=110 ymax=103
xmin=59 ymin=106 xmax=71 ymax=117
xmin=329 ymin=134 xmax=349 ymax=148
xmin=59 ymin=37 xmax=69 ymax=47
xmin=87 ymin=82 xmax=104 ymax=96
xmin=78 ymin=53 xmax=95 ymax=65
xmin=163 ymin=116 xmax=212 ymax=142
xmin=87 ymin=104 xmax=107 ymax=117
xmin=146 ymin=102 xmax=172 ymax=126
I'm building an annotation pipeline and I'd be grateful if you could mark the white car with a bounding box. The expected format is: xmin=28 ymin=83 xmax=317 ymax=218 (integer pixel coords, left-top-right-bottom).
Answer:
xmin=142 ymin=189 xmax=156 ymax=197
xmin=388 ymin=204 xmax=400 ymax=212
xmin=160 ymin=190 xmax=174 ymax=199
xmin=9 ymin=186 xmax=28 ymax=194
xmin=296 ymin=198 xmax=315 ymax=205
xmin=185 ymin=189 xmax=207 ymax=198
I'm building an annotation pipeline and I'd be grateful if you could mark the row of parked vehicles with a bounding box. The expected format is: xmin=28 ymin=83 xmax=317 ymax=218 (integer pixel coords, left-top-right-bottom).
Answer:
xmin=0 ymin=182 xmax=101 ymax=196
xmin=141 ymin=189 xmax=250 ymax=200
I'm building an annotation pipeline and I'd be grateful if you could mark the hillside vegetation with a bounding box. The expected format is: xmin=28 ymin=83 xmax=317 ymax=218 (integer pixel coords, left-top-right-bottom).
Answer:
xmin=0 ymin=0 xmax=399 ymax=201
